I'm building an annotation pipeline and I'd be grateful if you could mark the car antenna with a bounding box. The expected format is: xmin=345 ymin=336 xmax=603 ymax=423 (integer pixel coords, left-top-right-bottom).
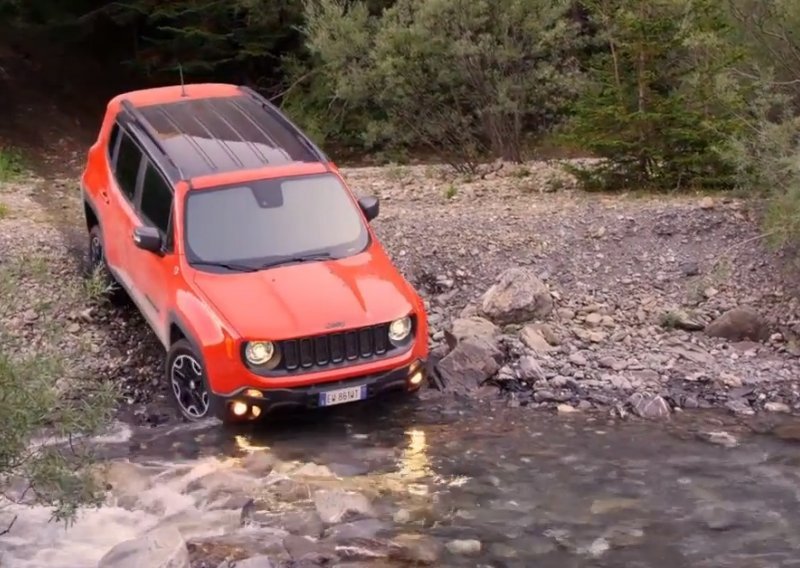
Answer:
xmin=178 ymin=63 xmax=187 ymax=97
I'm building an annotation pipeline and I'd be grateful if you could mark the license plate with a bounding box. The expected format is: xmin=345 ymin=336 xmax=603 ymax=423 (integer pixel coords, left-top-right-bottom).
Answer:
xmin=319 ymin=385 xmax=367 ymax=407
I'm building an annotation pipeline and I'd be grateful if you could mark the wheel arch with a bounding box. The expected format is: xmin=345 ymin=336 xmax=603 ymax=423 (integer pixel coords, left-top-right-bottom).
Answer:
xmin=83 ymin=193 xmax=101 ymax=232
xmin=167 ymin=312 xmax=202 ymax=351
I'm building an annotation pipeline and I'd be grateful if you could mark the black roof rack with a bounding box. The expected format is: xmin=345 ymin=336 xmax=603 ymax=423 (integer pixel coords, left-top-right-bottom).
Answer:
xmin=119 ymin=99 xmax=185 ymax=180
xmin=118 ymin=87 xmax=328 ymax=181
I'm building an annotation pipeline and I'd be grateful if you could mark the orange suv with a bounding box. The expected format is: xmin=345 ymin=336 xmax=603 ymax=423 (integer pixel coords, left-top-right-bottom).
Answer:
xmin=80 ymin=83 xmax=429 ymax=423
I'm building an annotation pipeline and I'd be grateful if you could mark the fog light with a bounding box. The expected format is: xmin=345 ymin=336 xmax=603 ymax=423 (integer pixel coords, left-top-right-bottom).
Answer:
xmin=409 ymin=371 xmax=424 ymax=386
xmin=231 ymin=401 xmax=249 ymax=416
xmin=244 ymin=389 xmax=263 ymax=399
xmin=251 ymin=406 xmax=262 ymax=418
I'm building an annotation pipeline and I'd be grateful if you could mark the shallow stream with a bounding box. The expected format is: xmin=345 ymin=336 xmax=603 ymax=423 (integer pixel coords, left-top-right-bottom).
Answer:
xmin=2 ymin=396 xmax=800 ymax=567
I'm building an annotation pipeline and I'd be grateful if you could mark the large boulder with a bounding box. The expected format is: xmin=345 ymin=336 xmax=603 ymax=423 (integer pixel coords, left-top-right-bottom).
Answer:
xmin=435 ymin=337 xmax=503 ymax=393
xmin=705 ymin=307 xmax=769 ymax=342
xmin=445 ymin=316 xmax=500 ymax=350
xmin=481 ymin=267 xmax=553 ymax=325
xmin=97 ymin=527 xmax=189 ymax=568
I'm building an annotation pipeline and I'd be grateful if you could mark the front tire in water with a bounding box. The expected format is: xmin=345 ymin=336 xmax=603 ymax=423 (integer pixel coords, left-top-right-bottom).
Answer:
xmin=166 ymin=339 xmax=215 ymax=422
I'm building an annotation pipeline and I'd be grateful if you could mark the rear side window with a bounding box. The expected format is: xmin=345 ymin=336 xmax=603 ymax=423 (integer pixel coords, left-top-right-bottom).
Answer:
xmin=115 ymin=131 xmax=142 ymax=201
xmin=140 ymin=161 xmax=173 ymax=235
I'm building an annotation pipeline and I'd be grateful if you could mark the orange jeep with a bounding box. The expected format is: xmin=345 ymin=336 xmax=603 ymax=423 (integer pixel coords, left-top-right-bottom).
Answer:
xmin=80 ymin=83 xmax=429 ymax=423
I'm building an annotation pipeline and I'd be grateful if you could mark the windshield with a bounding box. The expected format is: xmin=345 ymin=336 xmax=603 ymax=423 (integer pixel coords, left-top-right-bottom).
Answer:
xmin=184 ymin=173 xmax=370 ymax=268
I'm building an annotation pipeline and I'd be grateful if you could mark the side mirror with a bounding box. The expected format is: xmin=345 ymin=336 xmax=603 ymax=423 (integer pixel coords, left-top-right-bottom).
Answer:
xmin=133 ymin=226 xmax=163 ymax=253
xmin=358 ymin=195 xmax=379 ymax=222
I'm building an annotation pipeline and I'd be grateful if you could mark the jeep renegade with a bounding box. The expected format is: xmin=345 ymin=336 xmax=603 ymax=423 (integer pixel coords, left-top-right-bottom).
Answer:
xmin=80 ymin=83 xmax=429 ymax=423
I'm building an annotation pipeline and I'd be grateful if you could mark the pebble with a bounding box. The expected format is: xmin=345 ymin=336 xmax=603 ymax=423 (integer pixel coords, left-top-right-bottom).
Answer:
xmin=764 ymin=401 xmax=791 ymax=413
xmin=445 ymin=539 xmax=482 ymax=555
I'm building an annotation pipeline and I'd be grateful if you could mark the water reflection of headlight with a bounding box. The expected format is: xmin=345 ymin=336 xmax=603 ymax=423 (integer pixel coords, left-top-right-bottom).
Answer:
xmin=234 ymin=434 xmax=270 ymax=453
xmin=398 ymin=429 xmax=432 ymax=494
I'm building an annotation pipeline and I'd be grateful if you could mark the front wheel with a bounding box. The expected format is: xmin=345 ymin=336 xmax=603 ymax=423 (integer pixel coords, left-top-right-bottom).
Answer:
xmin=166 ymin=339 xmax=215 ymax=422
xmin=165 ymin=339 xmax=246 ymax=425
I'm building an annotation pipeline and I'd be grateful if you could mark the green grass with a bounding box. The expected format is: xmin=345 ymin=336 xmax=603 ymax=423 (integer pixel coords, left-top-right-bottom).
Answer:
xmin=0 ymin=201 xmax=8 ymax=219
xmin=0 ymin=146 xmax=26 ymax=182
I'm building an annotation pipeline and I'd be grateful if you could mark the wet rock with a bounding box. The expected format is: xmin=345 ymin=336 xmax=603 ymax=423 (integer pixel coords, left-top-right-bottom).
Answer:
xmin=389 ymin=534 xmax=443 ymax=565
xmin=697 ymin=431 xmax=739 ymax=448
xmin=436 ymin=338 xmax=502 ymax=392
xmin=578 ymin=537 xmax=610 ymax=558
xmin=628 ymin=393 xmax=671 ymax=419
xmin=242 ymin=505 xmax=324 ymax=539
xmin=445 ymin=539 xmax=482 ymax=556
xmin=773 ymin=422 xmax=800 ymax=442
xmin=489 ymin=542 xmax=519 ymax=559
xmin=706 ymin=307 xmax=769 ymax=342
xmin=764 ymin=401 xmax=791 ymax=413
xmin=98 ymin=526 xmax=189 ymax=568
xmin=283 ymin=534 xmax=337 ymax=563
xmin=187 ymin=528 xmax=287 ymax=564
xmin=324 ymin=519 xmax=389 ymax=541
xmin=726 ymin=398 xmax=755 ymax=416
xmin=313 ymin=489 xmax=376 ymax=525
xmin=481 ymin=267 xmax=554 ymax=325
xmin=233 ymin=556 xmax=273 ymax=568
xmin=696 ymin=503 xmax=745 ymax=531
xmin=590 ymin=498 xmax=640 ymax=515
xmin=270 ymin=479 xmax=311 ymax=503
xmin=604 ymin=525 xmax=645 ymax=548
xmin=557 ymin=404 xmax=579 ymax=414
xmin=155 ymin=509 xmax=241 ymax=540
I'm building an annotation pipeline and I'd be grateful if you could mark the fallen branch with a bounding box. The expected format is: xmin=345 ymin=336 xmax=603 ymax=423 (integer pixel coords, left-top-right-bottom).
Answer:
xmin=710 ymin=230 xmax=781 ymax=271
xmin=0 ymin=514 xmax=18 ymax=536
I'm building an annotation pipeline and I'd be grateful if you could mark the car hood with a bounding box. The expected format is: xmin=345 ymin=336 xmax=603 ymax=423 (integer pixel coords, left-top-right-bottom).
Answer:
xmin=191 ymin=248 xmax=417 ymax=339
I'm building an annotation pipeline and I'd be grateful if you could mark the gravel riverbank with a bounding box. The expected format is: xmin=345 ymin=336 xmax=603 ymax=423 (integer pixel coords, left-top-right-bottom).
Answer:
xmin=1 ymin=160 xmax=799 ymax=424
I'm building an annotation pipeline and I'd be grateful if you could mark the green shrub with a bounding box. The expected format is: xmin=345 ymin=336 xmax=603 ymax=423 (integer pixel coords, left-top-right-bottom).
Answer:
xmin=561 ymin=0 xmax=748 ymax=192
xmin=0 ymin=256 xmax=116 ymax=527
xmin=295 ymin=0 xmax=586 ymax=172
xmin=0 ymin=147 xmax=25 ymax=182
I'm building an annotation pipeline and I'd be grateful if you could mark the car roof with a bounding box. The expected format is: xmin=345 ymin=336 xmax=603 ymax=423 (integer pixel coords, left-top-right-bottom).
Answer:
xmin=112 ymin=83 xmax=329 ymax=184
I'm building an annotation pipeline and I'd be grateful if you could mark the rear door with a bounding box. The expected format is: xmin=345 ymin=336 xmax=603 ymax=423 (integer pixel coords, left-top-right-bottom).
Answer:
xmin=105 ymin=123 xmax=144 ymax=287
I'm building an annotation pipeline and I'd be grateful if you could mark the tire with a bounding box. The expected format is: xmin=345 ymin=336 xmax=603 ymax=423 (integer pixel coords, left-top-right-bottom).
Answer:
xmin=86 ymin=225 xmax=128 ymax=306
xmin=166 ymin=339 xmax=217 ymax=422
xmin=165 ymin=339 xmax=242 ymax=424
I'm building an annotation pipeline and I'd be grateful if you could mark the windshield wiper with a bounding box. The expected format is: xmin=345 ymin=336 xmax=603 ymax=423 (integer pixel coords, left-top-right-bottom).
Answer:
xmin=258 ymin=252 xmax=335 ymax=269
xmin=191 ymin=261 xmax=260 ymax=273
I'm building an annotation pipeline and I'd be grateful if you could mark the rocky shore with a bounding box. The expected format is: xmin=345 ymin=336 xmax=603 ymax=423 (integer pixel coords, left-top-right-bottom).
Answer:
xmin=2 ymin=159 xmax=800 ymax=427
xmin=346 ymin=162 xmax=800 ymax=419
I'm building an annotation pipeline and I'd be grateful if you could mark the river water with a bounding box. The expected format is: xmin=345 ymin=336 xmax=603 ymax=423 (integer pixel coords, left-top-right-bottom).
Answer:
xmin=2 ymin=395 xmax=800 ymax=568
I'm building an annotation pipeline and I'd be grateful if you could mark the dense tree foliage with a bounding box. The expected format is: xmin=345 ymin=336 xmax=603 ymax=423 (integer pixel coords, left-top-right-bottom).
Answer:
xmin=560 ymin=0 xmax=748 ymax=191
xmin=0 ymin=0 xmax=799 ymax=197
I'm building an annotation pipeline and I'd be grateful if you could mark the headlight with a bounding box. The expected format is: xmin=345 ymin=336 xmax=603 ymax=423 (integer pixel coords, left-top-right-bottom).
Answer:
xmin=388 ymin=316 xmax=412 ymax=343
xmin=244 ymin=341 xmax=275 ymax=365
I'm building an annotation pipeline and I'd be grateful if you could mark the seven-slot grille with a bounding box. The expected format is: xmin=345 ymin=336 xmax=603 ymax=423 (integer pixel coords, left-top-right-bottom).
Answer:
xmin=277 ymin=323 xmax=398 ymax=372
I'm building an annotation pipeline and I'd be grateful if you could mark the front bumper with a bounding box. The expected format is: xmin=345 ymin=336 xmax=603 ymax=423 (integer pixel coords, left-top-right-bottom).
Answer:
xmin=220 ymin=359 xmax=426 ymax=417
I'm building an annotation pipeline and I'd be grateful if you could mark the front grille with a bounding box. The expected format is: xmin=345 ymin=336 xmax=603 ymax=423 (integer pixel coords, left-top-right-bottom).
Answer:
xmin=276 ymin=322 xmax=399 ymax=373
